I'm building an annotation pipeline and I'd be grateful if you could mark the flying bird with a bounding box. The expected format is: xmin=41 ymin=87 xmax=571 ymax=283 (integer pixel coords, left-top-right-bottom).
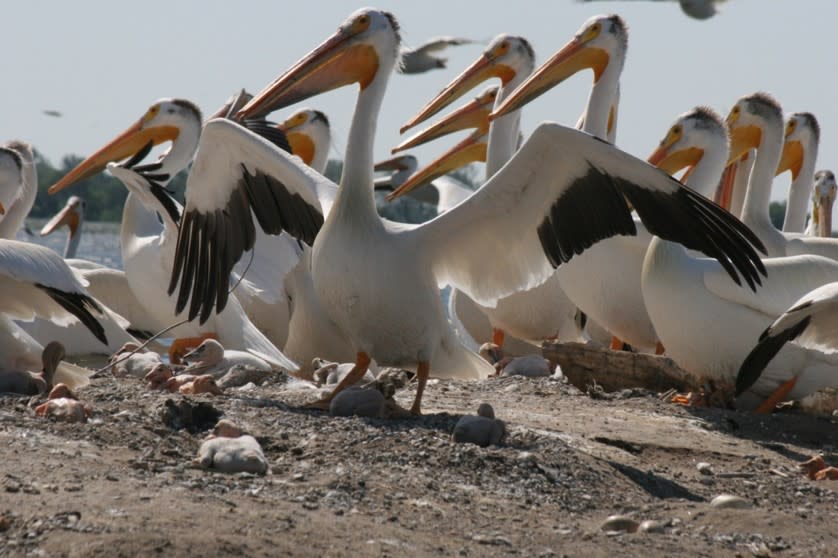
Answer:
xmin=399 ymin=36 xmax=477 ymax=74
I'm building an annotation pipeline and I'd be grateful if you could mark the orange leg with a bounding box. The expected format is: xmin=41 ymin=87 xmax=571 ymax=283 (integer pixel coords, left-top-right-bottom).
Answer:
xmin=755 ymin=376 xmax=798 ymax=414
xmin=168 ymin=333 xmax=218 ymax=364
xmin=609 ymin=336 xmax=623 ymax=351
xmin=306 ymin=352 xmax=371 ymax=411
xmin=655 ymin=342 xmax=665 ymax=355
xmin=492 ymin=328 xmax=505 ymax=347
xmin=410 ymin=361 xmax=430 ymax=416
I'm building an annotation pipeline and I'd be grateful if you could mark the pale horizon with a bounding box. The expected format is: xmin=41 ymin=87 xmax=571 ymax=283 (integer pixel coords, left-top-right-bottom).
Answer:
xmin=4 ymin=0 xmax=835 ymax=223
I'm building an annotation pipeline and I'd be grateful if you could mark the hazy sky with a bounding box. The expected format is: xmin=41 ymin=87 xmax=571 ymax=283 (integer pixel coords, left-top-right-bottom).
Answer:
xmin=4 ymin=0 xmax=836 ymax=221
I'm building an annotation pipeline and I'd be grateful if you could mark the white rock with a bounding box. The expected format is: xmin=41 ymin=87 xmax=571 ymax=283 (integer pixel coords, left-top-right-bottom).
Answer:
xmin=196 ymin=435 xmax=268 ymax=474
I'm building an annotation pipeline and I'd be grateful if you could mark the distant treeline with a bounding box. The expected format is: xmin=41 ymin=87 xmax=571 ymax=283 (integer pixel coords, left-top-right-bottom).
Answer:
xmin=31 ymin=153 xmax=484 ymax=224
xmin=30 ymin=151 xmax=187 ymax=222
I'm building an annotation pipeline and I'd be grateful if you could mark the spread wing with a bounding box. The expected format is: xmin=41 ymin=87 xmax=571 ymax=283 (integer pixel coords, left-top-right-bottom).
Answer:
xmin=168 ymin=118 xmax=336 ymax=323
xmin=0 ymin=239 xmax=106 ymax=343
xmin=414 ymin=122 xmax=767 ymax=306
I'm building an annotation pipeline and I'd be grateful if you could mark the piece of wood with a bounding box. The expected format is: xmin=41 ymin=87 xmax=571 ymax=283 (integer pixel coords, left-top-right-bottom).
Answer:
xmin=542 ymin=342 xmax=701 ymax=393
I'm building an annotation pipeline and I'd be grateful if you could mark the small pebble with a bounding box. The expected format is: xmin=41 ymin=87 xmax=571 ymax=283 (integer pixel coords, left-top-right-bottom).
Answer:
xmin=329 ymin=387 xmax=384 ymax=418
xmin=697 ymin=462 xmax=714 ymax=475
xmin=638 ymin=520 xmax=667 ymax=534
xmin=709 ymin=494 xmax=752 ymax=509
xmin=600 ymin=515 xmax=639 ymax=534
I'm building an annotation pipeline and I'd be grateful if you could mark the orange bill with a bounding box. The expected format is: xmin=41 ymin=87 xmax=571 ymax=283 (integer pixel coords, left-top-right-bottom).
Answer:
xmin=386 ymin=129 xmax=487 ymax=201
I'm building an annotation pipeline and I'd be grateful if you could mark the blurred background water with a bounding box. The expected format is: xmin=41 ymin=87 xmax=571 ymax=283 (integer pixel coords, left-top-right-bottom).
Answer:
xmin=17 ymin=219 xmax=123 ymax=269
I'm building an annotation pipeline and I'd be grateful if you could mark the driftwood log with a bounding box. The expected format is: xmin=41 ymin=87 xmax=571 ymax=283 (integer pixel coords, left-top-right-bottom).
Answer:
xmin=542 ymin=342 xmax=702 ymax=393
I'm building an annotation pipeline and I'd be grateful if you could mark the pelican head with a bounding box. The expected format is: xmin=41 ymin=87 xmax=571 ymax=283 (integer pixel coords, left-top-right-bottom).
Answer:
xmin=49 ymin=98 xmax=203 ymax=194
xmin=813 ymin=170 xmax=836 ymax=237
xmin=647 ymin=106 xmax=729 ymax=199
xmin=491 ymin=14 xmax=627 ymax=120
xmin=277 ymin=108 xmax=331 ymax=168
xmin=725 ymin=92 xmax=783 ymax=164
xmin=373 ymin=154 xmax=418 ymax=190
xmin=400 ymin=34 xmax=535 ymax=133
xmin=776 ymin=112 xmax=819 ymax=181
xmin=392 ymin=85 xmax=498 ymax=154
xmin=237 ymin=9 xmax=400 ymax=120
xmin=40 ymin=195 xmax=85 ymax=238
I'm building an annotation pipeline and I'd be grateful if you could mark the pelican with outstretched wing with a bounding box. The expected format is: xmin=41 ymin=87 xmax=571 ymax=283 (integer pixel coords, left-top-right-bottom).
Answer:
xmin=168 ymin=9 xmax=766 ymax=415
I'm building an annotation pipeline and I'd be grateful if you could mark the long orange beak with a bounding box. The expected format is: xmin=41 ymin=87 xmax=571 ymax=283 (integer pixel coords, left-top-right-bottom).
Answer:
xmin=776 ymin=139 xmax=804 ymax=180
xmin=647 ymin=145 xmax=704 ymax=177
xmin=727 ymin=124 xmax=762 ymax=165
xmin=48 ymin=120 xmax=179 ymax=194
xmin=237 ymin=30 xmax=378 ymax=120
xmin=392 ymin=86 xmax=498 ymax=154
xmin=400 ymin=54 xmax=514 ymax=134
xmin=40 ymin=202 xmax=80 ymax=237
xmin=386 ymin=130 xmax=487 ymax=201
xmin=491 ymin=39 xmax=608 ymax=121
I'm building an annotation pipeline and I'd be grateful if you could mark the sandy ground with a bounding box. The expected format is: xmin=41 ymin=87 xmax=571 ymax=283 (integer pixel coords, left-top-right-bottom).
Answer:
xmin=1 ymin=369 xmax=837 ymax=557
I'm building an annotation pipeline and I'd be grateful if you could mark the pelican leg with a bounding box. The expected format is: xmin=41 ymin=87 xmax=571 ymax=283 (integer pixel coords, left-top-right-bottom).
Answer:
xmin=609 ymin=336 xmax=623 ymax=351
xmin=168 ymin=333 xmax=218 ymax=364
xmin=755 ymin=376 xmax=798 ymax=414
xmin=492 ymin=328 xmax=505 ymax=347
xmin=655 ymin=342 xmax=665 ymax=355
xmin=306 ymin=352 xmax=371 ymax=411
xmin=409 ymin=361 xmax=430 ymax=416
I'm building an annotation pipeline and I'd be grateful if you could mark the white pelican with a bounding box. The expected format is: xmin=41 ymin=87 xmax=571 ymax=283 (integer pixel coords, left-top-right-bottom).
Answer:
xmin=490 ymin=15 xmax=663 ymax=352
xmin=48 ymin=99 xmax=297 ymax=371
xmin=642 ymin=106 xmax=838 ymax=410
xmin=778 ymin=113 xmax=819 ymax=233
xmin=0 ymin=150 xmax=137 ymax=355
xmin=398 ymin=36 xmax=476 ymax=74
xmin=398 ymin=34 xmax=586 ymax=349
xmin=40 ymin=196 xmax=85 ymax=258
xmin=277 ymin=108 xmax=332 ymax=174
xmin=0 ymin=238 xmax=105 ymax=389
xmin=726 ymin=93 xmax=838 ymax=260
xmin=168 ymin=9 xmax=765 ymax=415
xmin=0 ymin=141 xmax=36 ymax=239
xmin=737 ymin=281 xmax=838 ymax=406
xmin=807 ymin=170 xmax=836 ymax=237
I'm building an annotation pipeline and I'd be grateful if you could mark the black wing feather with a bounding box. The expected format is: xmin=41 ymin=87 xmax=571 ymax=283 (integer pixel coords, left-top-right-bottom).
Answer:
xmin=36 ymin=284 xmax=107 ymax=345
xmin=169 ymin=168 xmax=324 ymax=323
xmin=736 ymin=316 xmax=811 ymax=395
xmin=535 ymin=163 xmax=766 ymax=293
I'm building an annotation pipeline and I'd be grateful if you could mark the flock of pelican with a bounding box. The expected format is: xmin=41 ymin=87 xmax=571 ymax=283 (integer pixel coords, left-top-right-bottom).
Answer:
xmin=2 ymin=8 xmax=837 ymax=418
